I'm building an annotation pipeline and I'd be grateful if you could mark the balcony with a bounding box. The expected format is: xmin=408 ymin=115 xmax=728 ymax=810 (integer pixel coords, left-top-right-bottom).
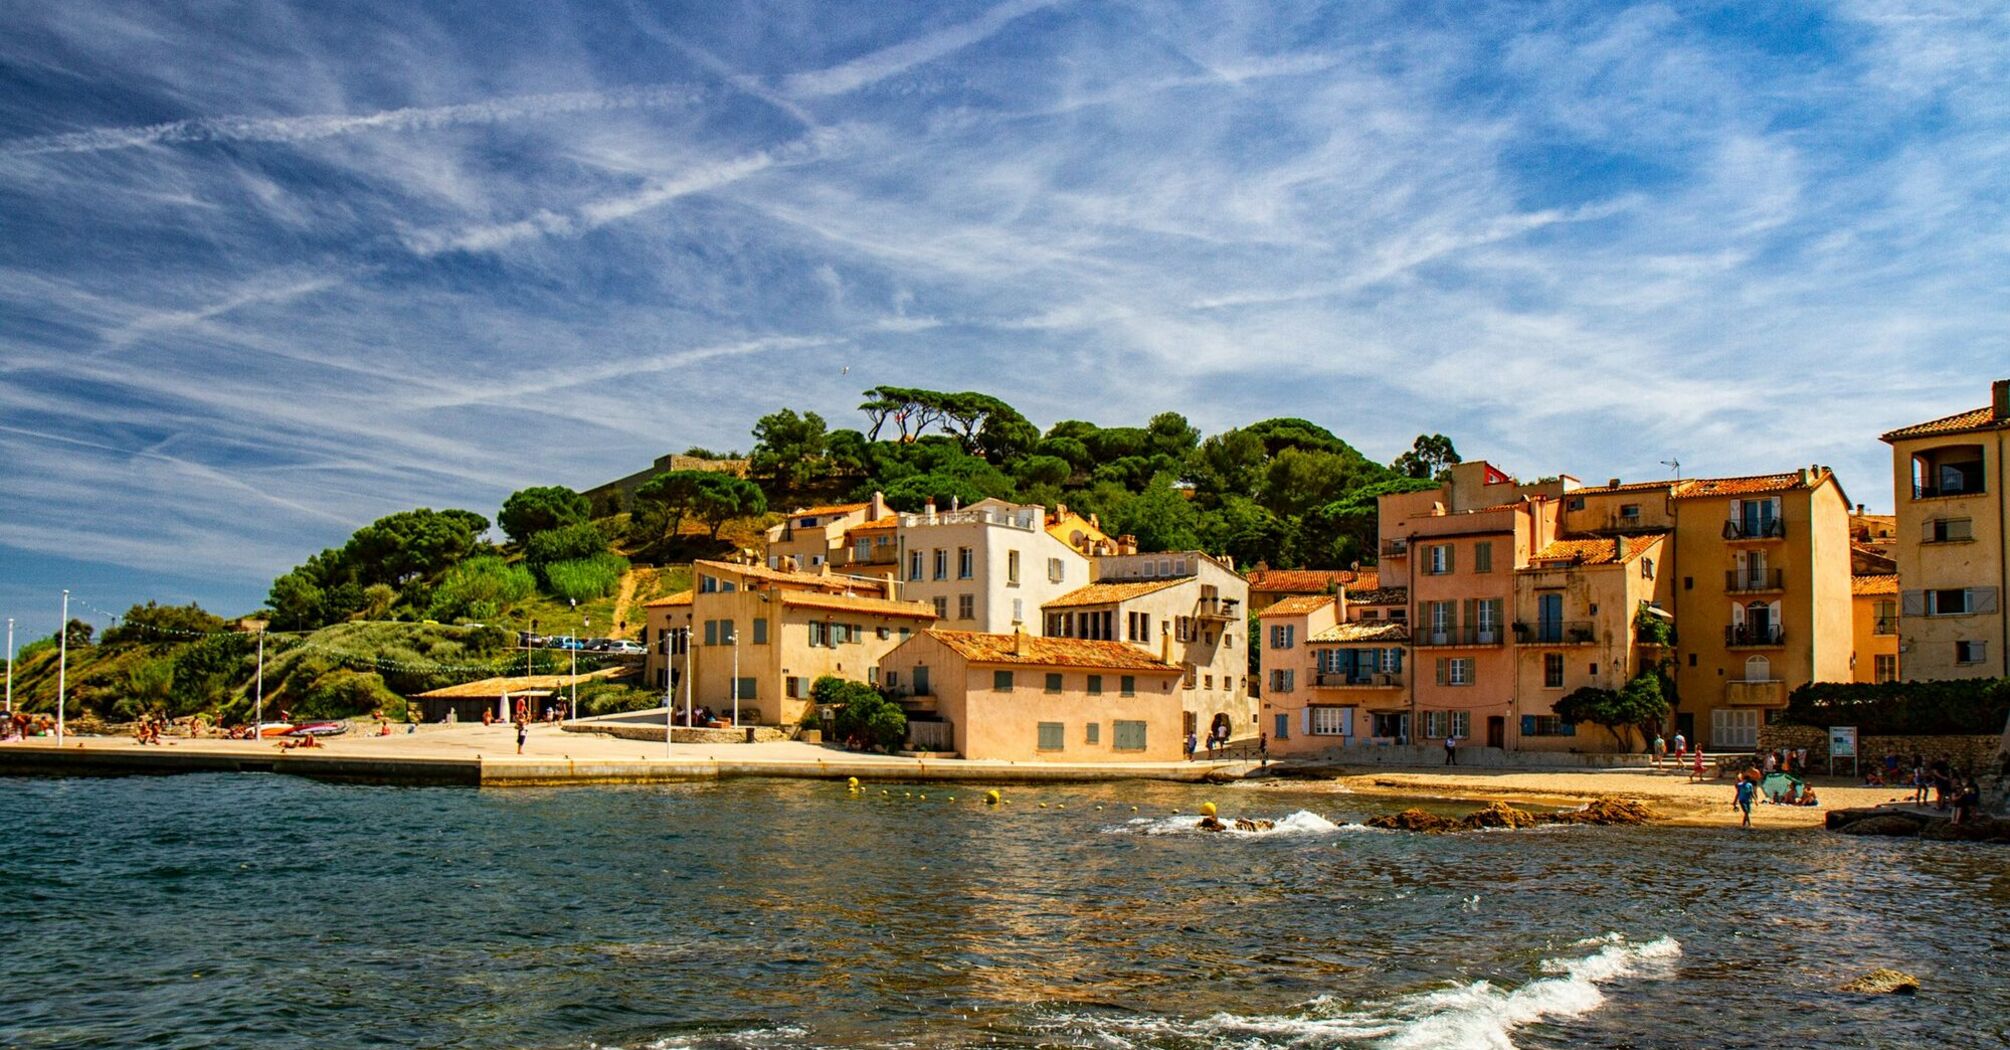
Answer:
xmin=1873 ymin=616 xmax=1896 ymax=636
xmin=1194 ymin=596 xmax=1242 ymax=621
xmin=1513 ymin=620 xmax=1598 ymax=645
xmin=1314 ymin=671 xmax=1404 ymax=689
xmin=1723 ymin=519 xmax=1786 ymax=541
xmin=1724 ymin=569 xmax=1785 ymax=594
xmin=1724 ymin=679 xmax=1783 ymax=705
xmin=1912 ymin=482 xmax=1986 ymax=500
xmin=1380 ymin=539 xmax=1409 ymax=558
xmin=1413 ymin=625 xmax=1507 ymax=647
xmin=1725 ymin=625 xmax=1786 ymax=648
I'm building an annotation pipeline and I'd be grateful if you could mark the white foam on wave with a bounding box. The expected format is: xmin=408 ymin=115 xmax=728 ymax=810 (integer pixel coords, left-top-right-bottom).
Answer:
xmin=1037 ymin=934 xmax=1681 ymax=1050
xmin=1105 ymin=809 xmax=1365 ymax=837
xmin=626 ymin=1025 xmax=813 ymax=1049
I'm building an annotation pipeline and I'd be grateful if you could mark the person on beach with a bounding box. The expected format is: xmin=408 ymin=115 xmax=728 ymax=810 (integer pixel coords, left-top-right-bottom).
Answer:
xmin=1652 ymin=733 xmax=1666 ymax=767
xmin=1444 ymin=734 xmax=1457 ymax=765
xmin=1954 ymin=779 xmax=1981 ymax=824
xmin=1690 ymin=748 xmax=1707 ymax=782
xmin=1734 ymin=776 xmax=1757 ymax=827
xmin=515 ymin=719 xmax=528 ymax=755
xmin=1673 ymin=733 xmax=1686 ymax=762
xmin=1258 ymin=731 xmax=1269 ymax=766
xmin=1184 ymin=731 xmax=1197 ymax=761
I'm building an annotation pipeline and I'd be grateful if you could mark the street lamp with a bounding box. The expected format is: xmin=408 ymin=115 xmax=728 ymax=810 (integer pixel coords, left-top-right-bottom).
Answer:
xmin=5 ymin=617 xmax=14 ymax=716
xmin=57 ymin=590 xmax=68 ymax=744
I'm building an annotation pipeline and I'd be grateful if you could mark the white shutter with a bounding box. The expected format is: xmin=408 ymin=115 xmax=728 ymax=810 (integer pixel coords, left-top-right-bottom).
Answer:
xmin=1301 ymin=709 xmax=1311 ymax=735
xmin=1728 ymin=498 xmax=1742 ymax=522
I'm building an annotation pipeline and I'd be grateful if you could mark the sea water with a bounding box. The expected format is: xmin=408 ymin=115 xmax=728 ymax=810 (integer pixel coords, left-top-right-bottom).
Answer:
xmin=0 ymin=775 xmax=2002 ymax=1049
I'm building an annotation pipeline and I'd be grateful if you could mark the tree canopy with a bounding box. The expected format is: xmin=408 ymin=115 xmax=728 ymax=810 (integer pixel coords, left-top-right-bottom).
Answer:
xmin=498 ymin=486 xmax=590 ymax=545
xmin=1553 ymin=672 xmax=1671 ymax=750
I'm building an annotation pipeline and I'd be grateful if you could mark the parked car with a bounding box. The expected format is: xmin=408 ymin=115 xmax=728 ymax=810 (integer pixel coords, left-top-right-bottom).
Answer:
xmin=606 ymin=640 xmax=646 ymax=655
xmin=548 ymin=637 xmax=586 ymax=651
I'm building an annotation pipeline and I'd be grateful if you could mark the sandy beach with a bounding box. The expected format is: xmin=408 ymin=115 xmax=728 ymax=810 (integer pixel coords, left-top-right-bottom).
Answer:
xmin=1262 ymin=766 xmax=1926 ymax=829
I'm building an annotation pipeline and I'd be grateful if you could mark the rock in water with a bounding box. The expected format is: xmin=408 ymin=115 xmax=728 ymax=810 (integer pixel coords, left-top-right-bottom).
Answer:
xmin=1835 ymin=815 xmax=1928 ymax=838
xmin=1840 ymin=968 xmax=1919 ymax=995
xmin=1196 ymin=816 xmax=1227 ymax=832
xmin=1532 ymin=797 xmax=1658 ymax=826
xmin=1232 ymin=818 xmax=1275 ymax=832
xmin=1918 ymin=816 xmax=2010 ymax=843
xmin=1365 ymin=808 xmax=1463 ymax=833
xmin=1461 ymin=801 xmax=1539 ymax=830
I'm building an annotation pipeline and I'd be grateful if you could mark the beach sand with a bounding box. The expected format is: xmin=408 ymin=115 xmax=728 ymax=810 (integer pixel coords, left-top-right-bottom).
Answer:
xmin=1261 ymin=766 xmax=1922 ymax=829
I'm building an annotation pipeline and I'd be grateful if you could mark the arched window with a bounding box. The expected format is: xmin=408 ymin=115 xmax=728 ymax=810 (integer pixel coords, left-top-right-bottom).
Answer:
xmin=1744 ymin=655 xmax=1771 ymax=682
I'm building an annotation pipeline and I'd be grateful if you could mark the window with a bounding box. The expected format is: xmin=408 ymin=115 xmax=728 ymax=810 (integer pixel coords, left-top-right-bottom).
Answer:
xmin=1566 ymin=496 xmax=1585 ymax=510
xmin=703 ymin=620 xmax=718 ymax=646
xmin=1128 ymin=611 xmax=1150 ymax=642
xmin=1926 ymin=518 xmax=1974 ymax=543
xmin=909 ymin=550 xmax=924 ymax=580
xmin=1641 ymin=557 xmax=1655 ymax=580
xmin=1048 ymin=557 xmax=1065 ymax=583
xmin=932 ymin=596 xmax=948 ymax=619
xmin=1922 ymin=588 xmax=2000 ymax=617
xmin=958 ymin=547 xmax=974 ymax=579
xmin=1085 ymin=722 xmax=1100 ymax=745
xmin=1275 ymin=712 xmax=1291 ymax=740
xmin=1544 ymin=653 xmax=1564 ymax=688
xmin=1522 ymin=715 xmax=1575 ymax=737
xmin=1087 ymin=674 xmax=1103 ymax=695
xmin=877 ymin=625 xmax=891 ymax=640
xmin=933 ymin=549 xmax=948 ymax=580
xmin=1007 ymin=550 xmax=1021 ymax=585
xmin=884 ymin=671 xmax=899 ymax=691
xmin=1873 ymin=600 xmax=1896 ymax=635
xmin=1620 ymin=503 xmax=1641 ymax=522
xmin=1874 ymin=654 xmax=1897 ymax=684
xmin=1435 ymin=657 xmax=1473 ymax=686
xmin=1311 ymin=707 xmax=1348 ymax=736
xmin=1159 ymin=558 xmax=1172 ymax=577
xmin=1037 ymin=722 xmax=1065 ymax=751
xmin=1912 ymin=445 xmax=1986 ymax=498
xmin=808 ymin=621 xmax=828 ymax=647
xmin=1957 ymin=640 xmax=1988 ymax=665
xmin=1449 ymin=711 xmax=1469 ymax=739
xmin=1044 ymin=672 xmax=1062 ymax=693
xmin=1424 ymin=710 xmax=1446 ymax=738
xmin=1182 ymin=663 xmax=1197 ymax=689
xmin=719 ymin=620 xmax=736 ymax=644
xmin=1427 ymin=543 xmax=1453 ymax=575
xmin=1743 ymin=654 xmax=1772 ymax=682
xmin=993 ymin=670 xmax=1015 ymax=691
xmin=958 ymin=594 xmax=975 ymax=620
xmin=1269 ymin=669 xmax=1295 ymax=693
xmin=1121 ymin=675 xmax=1136 ymax=696
xmin=1203 ymin=674 xmax=1213 ymax=690
xmin=1270 ymin=624 xmax=1296 ymax=649
xmin=785 ymin=676 xmax=805 ymax=699
xmin=732 ymin=677 xmax=756 ymax=701
xmin=1113 ymin=719 xmax=1148 ymax=751
xmin=1712 ymin=708 xmax=1760 ymax=750
xmin=1474 ymin=542 xmax=1493 ymax=573
xmin=1012 ymin=598 xmax=1023 ymax=624
xmin=752 ymin=618 xmax=768 ymax=645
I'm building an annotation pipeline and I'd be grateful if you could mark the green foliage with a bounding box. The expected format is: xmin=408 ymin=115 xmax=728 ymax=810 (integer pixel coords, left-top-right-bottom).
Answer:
xmin=633 ymin=469 xmax=712 ymax=539
xmin=525 ymin=521 xmax=609 ymax=566
xmin=573 ymin=681 xmax=662 ymax=717
xmin=427 ymin=556 xmax=537 ymax=623
xmin=817 ymin=675 xmax=907 ymax=750
xmin=1392 ymin=433 xmax=1462 ymax=480
xmin=168 ymin=633 xmax=253 ymax=717
xmin=266 ymin=508 xmax=490 ymax=629
xmin=750 ymin=408 xmax=830 ymax=494
xmin=64 ymin=619 xmax=94 ymax=648
xmin=292 ymin=669 xmax=401 ymax=720
xmin=118 ymin=657 xmax=175 ymax=719
xmin=1105 ymin=472 xmax=1201 ymax=552
xmin=1634 ymin=605 xmax=1675 ymax=647
xmin=690 ymin=474 xmax=768 ymax=538
xmin=1553 ymin=672 xmax=1671 ymax=750
xmin=1782 ymin=678 xmax=2010 ymax=736
xmin=541 ymin=554 xmax=629 ymax=603
xmin=17 ymin=636 xmax=55 ymax=663
xmin=102 ymin=601 xmax=227 ymax=645
xmin=498 ymin=486 xmax=590 ymax=545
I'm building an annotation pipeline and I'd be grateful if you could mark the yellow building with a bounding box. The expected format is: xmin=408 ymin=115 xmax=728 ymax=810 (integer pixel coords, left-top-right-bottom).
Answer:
xmin=880 ymin=629 xmax=1185 ymax=761
xmin=1851 ymin=574 xmax=1900 ymax=684
xmin=1511 ymin=535 xmax=1675 ymax=752
xmin=1880 ymin=379 xmax=2010 ymax=680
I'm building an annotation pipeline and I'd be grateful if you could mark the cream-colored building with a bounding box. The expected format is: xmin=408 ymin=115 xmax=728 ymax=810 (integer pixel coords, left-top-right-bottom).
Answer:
xmin=639 ymin=559 xmax=935 ymax=726
xmin=895 ymin=498 xmax=1091 ymax=633
xmin=1044 ymin=549 xmax=1254 ymax=740
xmin=763 ymin=494 xmax=893 ymax=575
xmin=880 ymin=629 xmax=1184 ymax=761
xmin=1880 ymin=380 xmax=2010 ymax=680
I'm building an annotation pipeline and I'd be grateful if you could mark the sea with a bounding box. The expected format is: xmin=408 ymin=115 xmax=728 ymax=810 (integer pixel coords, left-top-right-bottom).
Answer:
xmin=0 ymin=775 xmax=2003 ymax=1049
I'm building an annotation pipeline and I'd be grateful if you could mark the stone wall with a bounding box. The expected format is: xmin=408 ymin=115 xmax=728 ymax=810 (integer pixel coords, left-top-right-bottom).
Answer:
xmin=1756 ymin=724 xmax=2001 ymax=773
xmin=1284 ymin=744 xmax=1653 ymax=770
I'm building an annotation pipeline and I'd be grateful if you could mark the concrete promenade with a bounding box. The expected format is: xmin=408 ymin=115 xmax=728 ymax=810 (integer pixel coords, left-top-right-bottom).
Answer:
xmin=0 ymin=720 xmax=1260 ymax=787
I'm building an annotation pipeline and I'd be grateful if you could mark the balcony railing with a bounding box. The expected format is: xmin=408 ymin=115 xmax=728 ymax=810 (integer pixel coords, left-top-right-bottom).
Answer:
xmin=1723 ymin=519 xmax=1786 ymax=541
xmin=1725 ymin=625 xmax=1786 ymax=648
xmin=1724 ymin=569 xmax=1785 ymax=593
xmin=1913 ymin=483 xmax=1985 ymax=500
xmin=1413 ymin=626 xmax=1507 ymax=647
xmin=1513 ymin=620 xmax=1597 ymax=645
xmin=1380 ymin=539 xmax=1409 ymax=557
xmin=1194 ymin=596 xmax=1241 ymax=620
xmin=1873 ymin=616 xmax=1896 ymax=636
xmin=1314 ymin=671 xmax=1404 ymax=688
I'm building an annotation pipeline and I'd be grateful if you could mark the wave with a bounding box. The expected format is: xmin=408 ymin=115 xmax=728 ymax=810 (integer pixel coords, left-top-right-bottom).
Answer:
xmin=1038 ymin=934 xmax=1681 ymax=1049
xmin=1105 ymin=809 xmax=1374 ymax=837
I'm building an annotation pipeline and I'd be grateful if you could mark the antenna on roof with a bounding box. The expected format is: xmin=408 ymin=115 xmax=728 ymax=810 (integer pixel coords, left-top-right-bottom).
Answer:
xmin=1660 ymin=458 xmax=1682 ymax=482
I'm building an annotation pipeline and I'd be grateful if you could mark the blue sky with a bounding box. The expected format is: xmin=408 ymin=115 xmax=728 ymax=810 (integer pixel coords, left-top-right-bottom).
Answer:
xmin=2 ymin=0 xmax=2007 ymax=636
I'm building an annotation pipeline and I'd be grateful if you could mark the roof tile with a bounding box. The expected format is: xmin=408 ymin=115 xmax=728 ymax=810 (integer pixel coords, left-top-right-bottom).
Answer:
xmin=780 ymin=593 xmax=938 ymax=619
xmin=924 ymin=630 xmax=1182 ymax=671
xmin=1881 ymin=406 xmax=2008 ymax=442
xmin=1851 ymin=573 xmax=1900 ymax=596
xmin=1258 ymin=595 xmax=1336 ymax=618
xmin=1044 ymin=579 xmax=1186 ymax=608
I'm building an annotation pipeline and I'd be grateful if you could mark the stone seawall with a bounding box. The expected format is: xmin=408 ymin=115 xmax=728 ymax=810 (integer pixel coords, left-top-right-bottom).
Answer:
xmin=564 ymin=723 xmax=788 ymax=745
xmin=1280 ymin=744 xmax=1653 ymax=770
xmin=1757 ymin=725 xmax=2001 ymax=772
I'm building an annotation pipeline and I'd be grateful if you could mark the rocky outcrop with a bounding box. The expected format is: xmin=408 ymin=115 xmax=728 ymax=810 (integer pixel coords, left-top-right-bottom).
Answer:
xmin=1364 ymin=797 xmax=1657 ymax=833
xmin=1539 ymin=797 xmax=1659 ymax=826
xmin=1827 ymin=805 xmax=2010 ymax=842
xmin=1840 ymin=968 xmax=1919 ymax=995
xmin=1366 ymin=808 xmax=1465 ymax=833
xmin=1461 ymin=801 xmax=1541 ymax=830
xmin=1919 ymin=815 xmax=2010 ymax=842
xmin=1834 ymin=814 xmax=1932 ymax=838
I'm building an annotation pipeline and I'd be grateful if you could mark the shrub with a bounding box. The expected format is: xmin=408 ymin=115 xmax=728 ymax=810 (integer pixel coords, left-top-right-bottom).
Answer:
xmin=819 ymin=676 xmax=906 ymax=750
xmin=526 ymin=521 xmax=608 ymax=566
xmin=542 ymin=553 xmax=628 ymax=602
xmin=574 ymin=682 xmax=661 ymax=717
xmin=427 ymin=556 xmax=536 ymax=622
xmin=1781 ymin=679 xmax=2010 ymax=736
xmin=293 ymin=669 xmax=401 ymax=719
xmin=102 ymin=602 xmax=227 ymax=646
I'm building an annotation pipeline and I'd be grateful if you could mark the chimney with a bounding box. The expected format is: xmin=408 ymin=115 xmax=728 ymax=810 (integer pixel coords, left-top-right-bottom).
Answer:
xmin=1089 ymin=513 xmax=1100 ymax=529
xmin=870 ymin=490 xmax=889 ymax=520
xmin=1161 ymin=631 xmax=1174 ymax=664
xmin=1799 ymin=466 xmax=1814 ymax=485
xmin=1055 ymin=502 xmax=1068 ymax=519
xmin=1995 ymin=379 xmax=2010 ymax=420
xmin=950 ymin=496 xmax=961 ymax=512
xmin=1856 ymin=503 xmax=1865 ymax=516
xmin=1012 ymin=625 xmax=1031 ymax=657
xmin=1607 ymin=477 xmax=1621 ymax=488
xmin=1613 ymin=536 xmax=1626 ymax=563
xmin=1121 ymin=534 xmax=1139 ymax=556
xmin=1223 ymin=553 xmax=1234 ymax=571
xmin=924 ymin=498 xmax=937 ymax=525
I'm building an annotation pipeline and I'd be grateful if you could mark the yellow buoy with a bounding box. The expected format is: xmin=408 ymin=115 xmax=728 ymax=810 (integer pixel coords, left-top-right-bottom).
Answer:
xmin=1130 ymin=806 xmax=1138 ymax=812
xmin=1200 ymin=801 xmax=1218 ymax=818
xmin=1038 ymin=802 xmax=1047 ymax=809
xmin=846 ymin=776 xmax=859 ymax=789
xmin=948 ymin=796 xmax=956 ymax=802
xmin=984 ymin=789 xmax=1001 ymax=805
xmin=919 ymin=794 xmax=927 ymax=801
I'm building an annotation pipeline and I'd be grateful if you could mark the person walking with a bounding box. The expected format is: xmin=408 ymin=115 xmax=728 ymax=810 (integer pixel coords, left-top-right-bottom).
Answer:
xmin=1652 ymin=733 xmax=1667 ymax=768
xmin=1184 ymin=731 xmax=1197 ymax=762
xmin=515 ymin=719 xmax=528 ymax=755
xmin=1672 ymin=732 xmax=1687 ymax=762
xmin=1444 ymin=734 xmax=1457 ymax=766
xmin=1734 ymin=775 xmax=1757 ymax=828
xmin=1258 ymin=731 xmax=1269 ymax=767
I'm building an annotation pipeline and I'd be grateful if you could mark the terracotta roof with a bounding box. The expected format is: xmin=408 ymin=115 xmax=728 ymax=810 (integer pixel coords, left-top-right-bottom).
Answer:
xmin=1310 ymin=621 xmax=1410 ymax=644
xmin=1526 ymin=534 xmax=1665 ymax=566
xmin=1043 ymin=579 xmax=1185 ymax=608
xmin=790 ymin=503 xmax=871 ymax=518
xmin=692 ymin=559 xmax=886 ymax=595
xmin=417 ymin=668 xmax=628 ymax=698
xmin=1581 ymin=472 xmax=1829 ymax=499
xmin=642 ymin=589 xmax=694 ymax=608
xmin=849 ymin=515 xmax=900 ymax=531
xmin=1347 ymin=572 xmax=1380 ymax=592
xmin=1851 ymin=574 xmax=1900 ymax=596
xmin=1580 ymin=479 xmax=1683 ymax=494
xmin=1258 ymin=595 xmax=1336 ymax=618
xmin=924 ymin=630 xmax=1182 ymax=671
xmin=1244 ymin=568 xmax=1361 ymax=594
xmin=1881 ymin=406 xmax=2009 ymax=442
xmin=1347 ymin=586 xmax=1408 ymax=605
xmin=780 ymin=593 xmax=938 ymax=619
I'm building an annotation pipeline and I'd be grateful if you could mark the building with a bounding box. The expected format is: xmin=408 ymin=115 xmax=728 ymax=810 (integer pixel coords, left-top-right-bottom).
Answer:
xmin=1880 ymin=379 xmax=2010 ymax=680
xmin=639 ymin=559 xmax=936 ymax=726
xmin=1511 ymin=534 xmax=1675 ymax=752
xmin=1852 ymin=573 xmax=1901 ymax=684
xmin=1047 ymin=549 xmax=1255 ymax=740
xmin=879 ymin=629 xmax=1184 ymax=761
xmin=411 ymin=669 xmax=630 ymax=724
xmin=895 ymin=498 xmax=1092 ymax=633
xmin=1244 ymin=566 xmax=1374 ymax=613
xmin=762 ymin=493 xmax=894 ymax=577
xmin=581 ymin=453 xmax=748 ymax=514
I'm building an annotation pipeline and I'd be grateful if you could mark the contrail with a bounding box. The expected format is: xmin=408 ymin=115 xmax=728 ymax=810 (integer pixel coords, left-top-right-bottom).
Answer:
xmin=3 ymin=83 xmax=700 ymax=157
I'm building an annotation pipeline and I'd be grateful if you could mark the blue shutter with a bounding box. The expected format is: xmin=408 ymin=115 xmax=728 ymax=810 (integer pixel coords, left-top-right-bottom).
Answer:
xmin=1521 ymin=715 xmax=1535 ymax=735
xmin=1562 ymin=722 xmax=1576 ymax=737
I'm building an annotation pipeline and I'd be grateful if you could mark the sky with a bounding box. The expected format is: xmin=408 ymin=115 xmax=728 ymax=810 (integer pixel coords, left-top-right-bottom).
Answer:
xmin=2 ymin=0 xmax=2007 ymax=637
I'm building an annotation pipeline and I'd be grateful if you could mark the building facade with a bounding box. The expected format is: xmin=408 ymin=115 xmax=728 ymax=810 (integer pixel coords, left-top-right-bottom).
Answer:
xmin=895 ymin=498 xmax=1092 ymax=634
xmin=1851 ymin=574 xmax=1901 ymax=684
xmin=1880 ymin=380 xmax=2010 ymax=680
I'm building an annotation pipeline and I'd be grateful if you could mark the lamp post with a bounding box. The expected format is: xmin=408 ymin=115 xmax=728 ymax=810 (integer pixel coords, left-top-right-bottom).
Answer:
xmin=683 ymin=622 xmax=693 ymax=732
xmin=57 ymin=590 xmax=68 ymax=744
xmin=731 ymin=617 xmax=740 ymax=729
xmin=254 ymin=626 xmax=265 ymax=738
xmin=5 ymin=617 xmax=14 ymax=716
xmin=663 ymin=629 xmax=675 ymax=758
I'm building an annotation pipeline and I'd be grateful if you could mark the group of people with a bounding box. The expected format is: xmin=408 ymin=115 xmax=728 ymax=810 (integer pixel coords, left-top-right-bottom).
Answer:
xmin=129 ymin=712 xmax=172 ymax=744
xmin=1867 ymin=751 xmax=1986 ymax=821
xmin=1 ymin=712 xmax=58 ymax=740
xmin=1183 ymin=725 xmax=1233 ymax=760
xmin=1649 ymin=733 xmax=1713 ymax=782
